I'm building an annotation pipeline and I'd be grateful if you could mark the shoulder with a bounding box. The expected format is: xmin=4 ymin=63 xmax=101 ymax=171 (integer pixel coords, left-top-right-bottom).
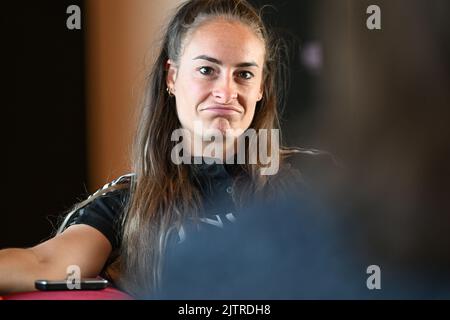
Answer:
xmin=58 ymin=173 xmax=135 ymax=236
xmin=57 ymin=173 xmax=136 ymax=249
xmin=87 ymin=173 xmax=135 ymax=200
xmin=73 ymin=172 xmax=134 ymax=214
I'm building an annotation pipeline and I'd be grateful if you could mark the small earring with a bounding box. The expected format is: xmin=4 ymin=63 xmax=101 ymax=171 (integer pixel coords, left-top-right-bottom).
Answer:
xmin=166 ymin=87 xmax=174 ymax=97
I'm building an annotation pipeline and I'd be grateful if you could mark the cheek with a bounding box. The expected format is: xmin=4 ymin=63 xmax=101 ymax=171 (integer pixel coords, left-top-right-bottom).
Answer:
xmin=175 ymin=75 xmax=210 ymax=122
xmin=177 ymin=72 xmax=210 ymax=102
xmin=191 ymin=82 xmax=211 ymax=102
xmin=242 ymin=89 xmax=260 ymax=112
xmin=244 ymin=104 xmax=257 ymax=123
xmin=240 ymin=90 xmax=261 ymax=127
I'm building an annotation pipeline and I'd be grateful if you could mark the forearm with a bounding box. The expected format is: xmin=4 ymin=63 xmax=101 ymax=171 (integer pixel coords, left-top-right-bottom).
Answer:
xmin=0 ymin=248 xmax=44 ymax=294
xmin=0 ymin=226 xmax=113 ymax=295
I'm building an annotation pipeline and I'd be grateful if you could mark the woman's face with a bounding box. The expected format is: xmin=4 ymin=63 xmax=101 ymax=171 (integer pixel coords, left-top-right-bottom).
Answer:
xmin=167 ymin=19 xmax=265 ymax=141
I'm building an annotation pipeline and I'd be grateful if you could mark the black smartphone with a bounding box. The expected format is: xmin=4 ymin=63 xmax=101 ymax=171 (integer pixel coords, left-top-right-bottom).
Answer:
xmin=35 ymin=278 xmax=109 ymax=291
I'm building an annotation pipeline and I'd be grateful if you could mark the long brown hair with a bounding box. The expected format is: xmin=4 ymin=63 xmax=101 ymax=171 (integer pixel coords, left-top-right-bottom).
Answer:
xmin=108 ymin=0 xmax=293 ymax=297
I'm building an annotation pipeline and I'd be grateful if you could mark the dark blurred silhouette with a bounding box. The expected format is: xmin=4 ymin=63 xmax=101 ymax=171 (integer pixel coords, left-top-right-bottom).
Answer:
xmin=156 ymin=185 xmax=450 ymax=299
xmin=157 ymin=189 xmax=364 ymax=299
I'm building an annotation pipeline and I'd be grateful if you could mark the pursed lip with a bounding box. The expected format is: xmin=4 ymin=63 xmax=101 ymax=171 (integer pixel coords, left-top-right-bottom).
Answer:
xmin=200 ymin=104 xmax=243 ymax=114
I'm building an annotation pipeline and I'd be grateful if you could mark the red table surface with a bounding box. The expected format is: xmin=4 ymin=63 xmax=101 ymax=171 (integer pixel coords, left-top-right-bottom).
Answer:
xmin=0 ymin=287 xmax=133 ymax=300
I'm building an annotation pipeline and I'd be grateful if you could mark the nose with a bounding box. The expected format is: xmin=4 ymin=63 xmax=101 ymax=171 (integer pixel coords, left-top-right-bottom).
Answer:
xmin=212 ymin=75 xmax=238 ymax=104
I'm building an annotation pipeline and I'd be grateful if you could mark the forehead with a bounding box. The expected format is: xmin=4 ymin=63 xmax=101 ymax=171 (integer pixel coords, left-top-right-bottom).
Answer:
xmin=181 ymin=19 xmax=265 ymax=64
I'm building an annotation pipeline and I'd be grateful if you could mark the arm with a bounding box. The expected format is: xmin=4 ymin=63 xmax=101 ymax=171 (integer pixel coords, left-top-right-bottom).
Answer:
xmin=0 ymin=224 xmax=112 ymax=295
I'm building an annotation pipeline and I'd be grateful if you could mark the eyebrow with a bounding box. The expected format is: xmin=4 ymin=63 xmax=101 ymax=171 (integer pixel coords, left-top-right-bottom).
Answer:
xmin=193 ymin=55 xmax=259 ymax=68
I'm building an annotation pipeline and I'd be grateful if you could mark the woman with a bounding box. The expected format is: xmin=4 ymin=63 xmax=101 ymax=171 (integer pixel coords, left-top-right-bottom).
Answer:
xmin=0 ymin=0 xmax=302 ymax=298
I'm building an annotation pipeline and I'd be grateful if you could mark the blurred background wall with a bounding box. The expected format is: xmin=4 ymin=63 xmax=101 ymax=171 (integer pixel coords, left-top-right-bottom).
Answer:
xmin=85 ymin=0 xmax=183 ymax=190
xmin=313 ymin=0 xmax=450 ymax=277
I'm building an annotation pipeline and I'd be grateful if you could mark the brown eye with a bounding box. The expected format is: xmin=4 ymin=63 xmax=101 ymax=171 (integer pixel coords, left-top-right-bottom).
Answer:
xmin=199 ymin=66 xmax=214 ymax=75
xmin=238 ymin=71 xmax=254 ymax=80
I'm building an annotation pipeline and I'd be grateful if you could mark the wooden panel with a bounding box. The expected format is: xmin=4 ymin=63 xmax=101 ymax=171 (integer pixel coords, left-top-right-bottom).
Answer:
xmin=85 ymin=0 xmax=182 ymax=190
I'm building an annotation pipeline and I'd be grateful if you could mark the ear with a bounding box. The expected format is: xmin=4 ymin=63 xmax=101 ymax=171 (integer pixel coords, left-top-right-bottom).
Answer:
xmin=257 ymin=85 xmax=264 ymax=101
xmin=166 ymin=59 xmax=178 ymax=92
